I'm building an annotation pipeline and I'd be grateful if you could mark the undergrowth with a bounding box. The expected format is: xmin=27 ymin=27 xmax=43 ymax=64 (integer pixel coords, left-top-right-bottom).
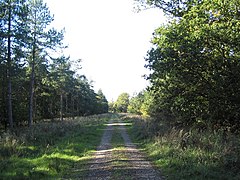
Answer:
xmin=127 ymin=114 xmax=240 ymax=180
xmin=0 ymin=113 xmax=112 ymax=179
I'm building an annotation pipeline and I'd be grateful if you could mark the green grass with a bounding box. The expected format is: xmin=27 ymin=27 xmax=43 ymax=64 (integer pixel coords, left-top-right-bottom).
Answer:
xmin=109 ymin=119 xmax=130 ymax=179
xmin=0 ymin=114 xmax=112 ymax=179
xmin=111 ymin=123 xmax=124 ymax=148
xmin=126 ymin=114 xmax=240 ymax=180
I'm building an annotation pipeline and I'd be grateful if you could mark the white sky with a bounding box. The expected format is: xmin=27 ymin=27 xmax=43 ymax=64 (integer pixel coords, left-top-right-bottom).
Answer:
xmin=44 ymin=0 xmax=166 ymax=101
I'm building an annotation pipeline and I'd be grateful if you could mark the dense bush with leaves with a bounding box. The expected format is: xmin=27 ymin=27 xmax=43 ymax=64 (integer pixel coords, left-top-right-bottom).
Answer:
xmin=137 ymin=0 xmax=240 ymax=131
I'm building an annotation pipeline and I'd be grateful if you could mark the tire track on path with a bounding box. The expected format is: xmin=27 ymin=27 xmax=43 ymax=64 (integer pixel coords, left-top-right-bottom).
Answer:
xmin=86 ymin=119 xmax=114 ymax=179
xmin=118 ymin=121 xmax=162 ymax=179
xmin=86 ymin=116 xmax=163 ymax=179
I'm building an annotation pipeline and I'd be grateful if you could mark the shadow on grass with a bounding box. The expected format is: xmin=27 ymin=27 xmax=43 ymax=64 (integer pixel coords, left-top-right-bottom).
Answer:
xmin=149 ymin=148 xmax=239 ymax=180
xmin=133 ymin=132 xmax=240 ymax=180
xmin=0 ymin=120 xmax=108 ymax=179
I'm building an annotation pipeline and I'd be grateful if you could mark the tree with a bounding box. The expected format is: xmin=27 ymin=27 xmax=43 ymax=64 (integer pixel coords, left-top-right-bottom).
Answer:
xmin=0 ymin=0 xmax=110 ymax=128
xmin=48 ymin=55 xmax=73 ymax=120
xmin=135 ymin=0 xmax=197 ymax=17
xmin=143 ymin=0 xmax=240 ymax=130
xmin=96 ymin=89 xmax=108 ymax=114
xmin=0 ymin=37 xmax=7 ymax=127
xmin=26 ymin=0 xmax=64 ymax=126
xmin=0 ymin=0 xmax=28 ymax=128
xmin=127 ymin=90 xmax=154 ymax=116
xmin=128 ymin=92 xmax=144 ymax=114
xmin=114 ymin=93 xmax=130 ymax=113
xmin=108 ymin=101 xmax=115 ymax=113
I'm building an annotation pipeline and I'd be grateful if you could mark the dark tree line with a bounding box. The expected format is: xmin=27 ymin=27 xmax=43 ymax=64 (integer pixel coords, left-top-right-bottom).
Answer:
xmin=0 ymin=0 xmax=108 ymax=129
xmin=134 ymin=0 xmax=240 ymax=132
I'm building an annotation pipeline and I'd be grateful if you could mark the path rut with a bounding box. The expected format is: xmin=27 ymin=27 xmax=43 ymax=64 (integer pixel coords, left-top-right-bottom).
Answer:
xmin=86 ymin=118 xmax=163 ymax=180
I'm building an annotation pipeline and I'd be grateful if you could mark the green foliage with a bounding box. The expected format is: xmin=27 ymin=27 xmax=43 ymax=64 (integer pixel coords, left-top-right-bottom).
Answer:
xmin=95 ymin=89 xmax=109 ymax=114
xmin=127 ymin=92 xmax=144 ymax=115
xmin=0 ymin=0 xmax=108 ymax=128
xmin=113 ymin=93 xmax=130 ymax=113
xmin=129 ymin=114 xmax=240 ymax=180
xmin=134 ymin=0 xmax=192 ymax=17
xmin=127 ymin=90 xmax=154 ymax=116
xmin=108 ymin=101 xmax=115 ymax=113
xmin=143 ymin=0 xmax=240 ymax=130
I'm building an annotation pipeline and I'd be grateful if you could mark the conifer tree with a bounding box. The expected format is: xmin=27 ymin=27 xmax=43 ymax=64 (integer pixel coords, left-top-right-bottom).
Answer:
xmin=26 ymin=0 xmax=64 ymax=126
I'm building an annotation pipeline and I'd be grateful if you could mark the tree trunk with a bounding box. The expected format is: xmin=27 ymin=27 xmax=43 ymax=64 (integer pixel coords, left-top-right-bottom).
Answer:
xmin=29 ymin=44 xmax=36 ymax=127
xmin=7 ymin=2 xmax=13 ymax=129
xmin=60 ymin=92 xmax=63 ymax=121
xmin=29 ymin=4 xmax=38 ymax=127
xmin=1 ymin=69 xmax=7 ymax=129
xmin=49 ymin=100 xmax=53 ymax=120
xmin=29 ymin=63 xmax=34 ymax=126
xmin=65 ymin=94 xmax=68 ymax=115
xmin=71 ymin=94 xmax=75 ymax=119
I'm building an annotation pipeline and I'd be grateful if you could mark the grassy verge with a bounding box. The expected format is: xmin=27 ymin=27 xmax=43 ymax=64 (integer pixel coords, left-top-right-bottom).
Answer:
xmin=127 ymin=114 xmax=240 ymax=180
xmin=0 ymin=114 xmax=112 ymax=179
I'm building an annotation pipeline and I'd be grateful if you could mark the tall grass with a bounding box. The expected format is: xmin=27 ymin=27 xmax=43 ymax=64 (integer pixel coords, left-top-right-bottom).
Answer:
xmin=0 ymin=114 xmax=112 ymax=179
xmin=128 ymin=115 xmax=240 ymax=180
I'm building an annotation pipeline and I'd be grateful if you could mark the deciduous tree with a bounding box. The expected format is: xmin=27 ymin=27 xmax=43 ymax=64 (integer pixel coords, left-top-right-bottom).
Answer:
xmin=114 ymin=93 xmax=130 ymax=113
xmin=143 ymin=0 xmax=240 ymax=131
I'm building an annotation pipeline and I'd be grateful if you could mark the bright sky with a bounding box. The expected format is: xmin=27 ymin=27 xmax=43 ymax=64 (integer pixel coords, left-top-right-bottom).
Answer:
xmin=44 ymin=0 xmax=166 ymax=101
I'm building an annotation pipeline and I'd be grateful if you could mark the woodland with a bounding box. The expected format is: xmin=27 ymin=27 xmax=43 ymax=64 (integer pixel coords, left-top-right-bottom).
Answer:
xmin=131 ymin=0 xmax=240 ymax=132
xmin=1 ymin=0 xmax=240 ymax=179
xmin=0 ymin=0 xmax=108 ymax=129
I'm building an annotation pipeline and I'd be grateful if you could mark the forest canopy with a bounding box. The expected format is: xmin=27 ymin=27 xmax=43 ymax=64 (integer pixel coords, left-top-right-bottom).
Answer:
xmin=0 ymin=0 xmax=108 ymax=128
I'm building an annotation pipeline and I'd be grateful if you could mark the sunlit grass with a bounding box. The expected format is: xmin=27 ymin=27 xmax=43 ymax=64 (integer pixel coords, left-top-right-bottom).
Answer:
xmin=0 ymin=113 xmax=113 ymax=179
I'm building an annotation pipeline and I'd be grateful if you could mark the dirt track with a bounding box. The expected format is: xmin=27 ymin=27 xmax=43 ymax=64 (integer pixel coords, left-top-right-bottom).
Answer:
xmin=86 ymin=118 xmax=163 ymax=179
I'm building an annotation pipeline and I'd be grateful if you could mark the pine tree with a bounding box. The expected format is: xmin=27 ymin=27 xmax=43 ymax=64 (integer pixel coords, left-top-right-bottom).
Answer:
xmin=0 ymin=0 xmax=28 ymax=129
xmin=26 ymin=0 xmax=64 ymax=126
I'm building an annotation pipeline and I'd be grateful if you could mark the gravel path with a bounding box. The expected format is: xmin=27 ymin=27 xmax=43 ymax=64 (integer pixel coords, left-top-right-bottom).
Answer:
xmin=87 ymin=119 xmax=114 ymax=179
xmin=86 ymin=118 xmax=163 ymax=180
